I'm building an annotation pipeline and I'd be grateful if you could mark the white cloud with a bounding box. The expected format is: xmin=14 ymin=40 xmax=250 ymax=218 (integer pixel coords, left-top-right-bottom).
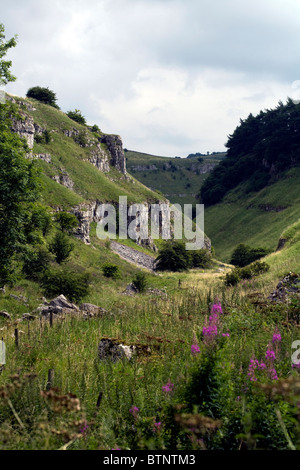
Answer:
xmin=2 ymin=0 xmax=300 ymax=156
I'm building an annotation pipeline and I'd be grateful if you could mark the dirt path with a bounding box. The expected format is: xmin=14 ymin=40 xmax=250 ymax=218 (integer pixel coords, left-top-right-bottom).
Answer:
xmin=110 ymin=241 xmax=157 ymax=272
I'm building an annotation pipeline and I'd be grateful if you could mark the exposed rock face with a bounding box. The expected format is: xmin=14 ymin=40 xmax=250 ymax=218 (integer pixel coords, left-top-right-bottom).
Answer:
xmin=51 ymin=172 xmax=74 ymax=190
xmin=259 ymin=204 xmax=287 ymax=213
xmin=11 ymin=113 xmax=35 ymax=149
xmin=268 ymin=272 xmax=300 ymax=302
xmin=33 ymin=153 xmax=52 ymax=163
xmin=276 ymin=238 xmax=287 ymax=251
xmin=89 ymin=145 xmax=110 ymax=173
xmin=100 ymin=135 xmax=127 ymax=174
xmin=110 ymin=241 xmax=157 ymax=271
xmin=131 ymin=164 xmax=158 ymax=172
xmin=190 ymin=162 xmax=217 ymax=174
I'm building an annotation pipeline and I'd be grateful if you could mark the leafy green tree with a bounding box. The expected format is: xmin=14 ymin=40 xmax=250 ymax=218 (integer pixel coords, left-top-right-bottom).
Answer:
xmin=67 ymin=109 xmax=86 ymax=125
xmin=22 ymin=246 xmax=53 ymax=281
xmin=41 ymin=267 xmax=90 ymax=302
xmin=230 ymin=244 xmax=268 ymax=267
xmin=49 ymin=232 xmax=74 ymax=264
xmin=0 ymin=23 xmax=17 ymax=85
xmin=53 ymin=211 xmax=78 ymax=234
xmin=26 ymin=86 xmax=59 ymax=108
xmin=155 ymin=240 xmax=191 ymax=272
xmin=0 ymin=25 xmax=41 ymax=285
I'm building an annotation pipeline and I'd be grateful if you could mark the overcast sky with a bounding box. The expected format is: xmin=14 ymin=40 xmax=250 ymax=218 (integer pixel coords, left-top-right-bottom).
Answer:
xmin=2 ymin=0 xmax=300 ymax=157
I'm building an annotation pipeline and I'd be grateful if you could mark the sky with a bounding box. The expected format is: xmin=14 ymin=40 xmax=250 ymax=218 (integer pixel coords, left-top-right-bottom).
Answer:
xmin=2 ymin=0 xmax=300 ymax=157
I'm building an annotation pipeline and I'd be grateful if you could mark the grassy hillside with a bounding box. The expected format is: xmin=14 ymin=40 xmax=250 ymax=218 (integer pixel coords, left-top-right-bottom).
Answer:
xmin=126 ymin=149 xmax=226 ymax=206
xmin=13 ymin=96 xmax=165 ymax=207
xmin=204 ymin=166 xmax=300 ymax=262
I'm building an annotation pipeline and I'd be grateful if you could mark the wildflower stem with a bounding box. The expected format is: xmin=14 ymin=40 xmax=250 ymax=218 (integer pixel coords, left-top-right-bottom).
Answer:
xmin=6 ymin=398 xmax=25 ymax=430
xmin=275 ymin=406 xmax=296 ymax=451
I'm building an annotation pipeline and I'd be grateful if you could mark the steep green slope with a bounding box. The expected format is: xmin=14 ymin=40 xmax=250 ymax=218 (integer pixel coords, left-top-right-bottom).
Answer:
xmin=204 ymin=166 xmax=300 ymax=262
xmin=126 ymin=149 xmax=226 ymax=206
xmin=12 ymin=96 xmax=164 ymax=207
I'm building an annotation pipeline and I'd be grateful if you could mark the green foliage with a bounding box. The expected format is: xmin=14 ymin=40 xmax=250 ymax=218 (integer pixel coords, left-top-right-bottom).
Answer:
xmin=0 ymin=102 xmax=41 ymax=285
xmin=67 ymin=109 xmax=86 ymax=125
xmin=132 ymin=272 xmax=148 ymax=293
xmin=41 ymin=267 xmax=90 ymax=302
xmin=224 ymin=269 xmax=241 ymax=287
xmin=91 ymin=124 xmax=100 ymax=133
xmin=34 ymin=129 xmax=51 ymax=144
xmin=49 ymin=231 xmax=74 ymax=264
xmin=156 ymin=241 xmax=212 ymax=272
xmin=74 ymin=130 xmax=89 ymax=147
xmin=102 ymin=263 xmax=121 ymax=280
xmin=230 ymin=243 xmax=269 ymax=267
xmin=0 ymin=23 xmax=17 ymax=85
xmin=156 ymin=240 xmax=191 ymax=272
xmin=22 ymin=245 xmax=53 ymax=281
xmin=53 ymin=211 xmax=78 ymax=234
xmin=190 ymin=249 xmax=212 ymax=268
xmin=225 ymin=261 xmax=270 ymax=286
xmin=201 ymin=99 xmax=300 ymax=205
xmin=26 ymin=86 xmax=59 ymax=108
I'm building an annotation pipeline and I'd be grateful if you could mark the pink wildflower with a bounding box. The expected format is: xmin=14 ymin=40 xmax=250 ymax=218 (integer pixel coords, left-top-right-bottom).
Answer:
xmin=191 ymin=344 xmax=201 ymax=355
xmin=162 ymin=381 xmax=174 ymax=393
xmin=211 ymin=302 xmax=223 ymax=314
xmin=266 ymin=349 xmax=276 ymax=360
xmin=129 ymin=406 xmax=139 ymax=418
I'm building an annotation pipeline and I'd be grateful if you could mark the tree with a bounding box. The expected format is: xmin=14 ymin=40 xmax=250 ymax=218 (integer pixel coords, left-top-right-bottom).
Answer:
xmin=230 ymin=243 xmax=268 ymax=267
xmin=0 ymin=25 xmax=41 ymax=285
xmin=49 ymin=232 xmax=74 ymax=264
xmin=155 ymin=240 xmax=191 ymax=272
xmin=53 ymin=211 xmax=78 ymax=234
xmin=26 ymin=86 xmax=59 ymax=108
xmin=67 ymin=109 xmax=86 ymax=125
xmin=0 ymin=23 xmax=17 ymax=85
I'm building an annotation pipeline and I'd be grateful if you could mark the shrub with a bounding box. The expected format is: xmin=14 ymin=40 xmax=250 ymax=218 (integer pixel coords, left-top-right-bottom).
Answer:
xmin=49 ymin=231 xmax=74 ymax=264
xmin=53 ymin=212 xmax=78 ymax=234
xmin=22 ymin=246 xmax=52 ymax=281
xmin=91 ymin=124 xmax=100 ymax=133
xmin=132 ymin=272 xmax=147 ymax=293
xmin=190 ymin=249 xmax=212 ymax=268
xmin=230 ymin=244 xmax=269 ymax=267
xmin=102 ymin=263 xmax=121 ymax=280
xmin=225 ymin=261 xmax=270 ymax=287
xmin=41 ymin=268 xmax=90 ymax=302
xmin=224 ymin=269 xmax=241 ymax=287
xmin=67 ymin=109 xmax=86 ymax=125
xmin=156 ymin=240 xmax=191 ymax=272
xmin=26 ymin=86 xmax=59 ymax=108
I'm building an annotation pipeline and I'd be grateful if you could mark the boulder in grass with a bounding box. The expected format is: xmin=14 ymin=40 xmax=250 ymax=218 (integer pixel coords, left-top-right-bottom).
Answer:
xmin=79 ymin=303 xmax=107 ymax=317
xmin=0 ymin=311 xmax=11 ymax=320
xmin=37 ymin=295 xmax=79 ymax=317
xmin=49 ymin=294 xmax=78 ymax=310
xmin=98 ymin=338 xmax=136 ymax=362
xmin=22 ymin=313 xmax=37 ymax=321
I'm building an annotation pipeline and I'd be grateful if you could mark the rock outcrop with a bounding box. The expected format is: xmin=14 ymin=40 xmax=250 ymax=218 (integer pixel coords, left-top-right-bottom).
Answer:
xmin=98 ymin=338 xmax=136 ymax=361
xmin=11 ymin=113 xmax=35 ymax=149
xmin=268 ymin=272 xmax=300 ymax=302
xmin=100 ymin=135 xmax=127 ymax=174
